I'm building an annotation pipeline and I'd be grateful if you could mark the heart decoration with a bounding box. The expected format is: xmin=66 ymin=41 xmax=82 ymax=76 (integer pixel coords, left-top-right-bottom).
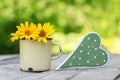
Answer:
xmin=56 ymin=32 xmax=108 ymax=69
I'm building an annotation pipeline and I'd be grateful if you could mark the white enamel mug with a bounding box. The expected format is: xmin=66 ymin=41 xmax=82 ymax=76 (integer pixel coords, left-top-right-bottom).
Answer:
xmin=20 ymin=40 xmax=62 ymax=72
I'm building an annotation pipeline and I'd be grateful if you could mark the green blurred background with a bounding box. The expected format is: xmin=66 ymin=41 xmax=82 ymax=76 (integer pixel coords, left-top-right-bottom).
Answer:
xmin=0 ymin=0 xmax=120 ymax=54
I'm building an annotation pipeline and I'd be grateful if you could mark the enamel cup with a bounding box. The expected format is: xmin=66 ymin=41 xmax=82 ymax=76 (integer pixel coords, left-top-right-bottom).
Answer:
xmin=20 ymin=40 xmax=62 ymax=72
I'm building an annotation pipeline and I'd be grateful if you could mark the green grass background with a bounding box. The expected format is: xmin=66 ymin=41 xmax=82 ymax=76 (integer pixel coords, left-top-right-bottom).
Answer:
xmin=0 ymin=0 xmax=120 ymax=54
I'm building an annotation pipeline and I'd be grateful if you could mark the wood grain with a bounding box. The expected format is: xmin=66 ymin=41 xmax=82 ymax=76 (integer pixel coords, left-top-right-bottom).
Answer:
xmin=0 ymin=53 xmax=120 ymax=80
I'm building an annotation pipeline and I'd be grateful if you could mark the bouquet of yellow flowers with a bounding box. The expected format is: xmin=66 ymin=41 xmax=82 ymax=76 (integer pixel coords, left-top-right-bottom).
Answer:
xmin=10 ymin=21 xmax=54 ymax=43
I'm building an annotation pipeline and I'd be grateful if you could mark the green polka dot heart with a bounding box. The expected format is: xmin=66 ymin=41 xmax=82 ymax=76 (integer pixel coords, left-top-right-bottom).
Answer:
xmin=56 ymin=32 xmax=108 ymax=69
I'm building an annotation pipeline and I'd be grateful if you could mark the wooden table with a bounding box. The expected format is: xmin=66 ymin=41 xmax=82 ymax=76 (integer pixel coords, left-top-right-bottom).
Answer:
xmin=0 ymin=53 xmax=120 ymax=80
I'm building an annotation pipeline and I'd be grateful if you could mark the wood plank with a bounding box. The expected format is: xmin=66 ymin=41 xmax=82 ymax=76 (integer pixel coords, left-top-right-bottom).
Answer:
xmin=0 ymin=53 xmax=120 ymax=80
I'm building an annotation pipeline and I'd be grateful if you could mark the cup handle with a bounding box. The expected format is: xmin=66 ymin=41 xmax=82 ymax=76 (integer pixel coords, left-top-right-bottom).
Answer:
xmin=51 ymin=42 xmax=62 ymax=60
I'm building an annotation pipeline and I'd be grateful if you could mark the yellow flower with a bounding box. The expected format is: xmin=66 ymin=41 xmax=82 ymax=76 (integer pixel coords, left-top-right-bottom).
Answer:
xmin=10 ymin=21 xmax=55 ymax=43
xmin=10 ymin=31 xmax=21 ymax=42
xmin=11 ymin=21 xmax=39 ymax=41
xmin=37 ymin=23 xmax=54 ymax=43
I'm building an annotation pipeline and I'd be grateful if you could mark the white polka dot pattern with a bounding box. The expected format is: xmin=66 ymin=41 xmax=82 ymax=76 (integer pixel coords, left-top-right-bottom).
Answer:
xmin=58 ymin=32 xmax=108 ymax=69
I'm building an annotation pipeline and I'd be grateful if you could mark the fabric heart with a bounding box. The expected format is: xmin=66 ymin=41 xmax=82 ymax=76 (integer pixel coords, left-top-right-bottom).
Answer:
xmin=56 ymin=32 xmax=108 ymax=69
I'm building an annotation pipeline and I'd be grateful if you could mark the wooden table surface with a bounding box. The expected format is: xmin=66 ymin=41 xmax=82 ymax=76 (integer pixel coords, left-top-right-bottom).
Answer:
xmin=0 ymin=53 xmax=120 ymax=80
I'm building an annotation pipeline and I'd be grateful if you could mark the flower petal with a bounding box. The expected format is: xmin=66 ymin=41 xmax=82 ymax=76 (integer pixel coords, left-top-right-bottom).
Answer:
xmin=38 ymin=23 xmax=42 ymax=30
xmin=41 ymin=37 xmax=47 ymax=43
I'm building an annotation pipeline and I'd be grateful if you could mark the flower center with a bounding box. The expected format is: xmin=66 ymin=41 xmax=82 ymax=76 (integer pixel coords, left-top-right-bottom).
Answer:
xmin=25 ymin=30 xmax=31 ymax=35
xmin=39 ymin=29 xmax=46 ymax=37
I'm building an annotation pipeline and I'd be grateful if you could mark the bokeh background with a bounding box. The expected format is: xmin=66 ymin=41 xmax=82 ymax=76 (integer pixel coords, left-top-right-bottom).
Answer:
xmin=0 ymin=0 xmax=120 ymax=54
